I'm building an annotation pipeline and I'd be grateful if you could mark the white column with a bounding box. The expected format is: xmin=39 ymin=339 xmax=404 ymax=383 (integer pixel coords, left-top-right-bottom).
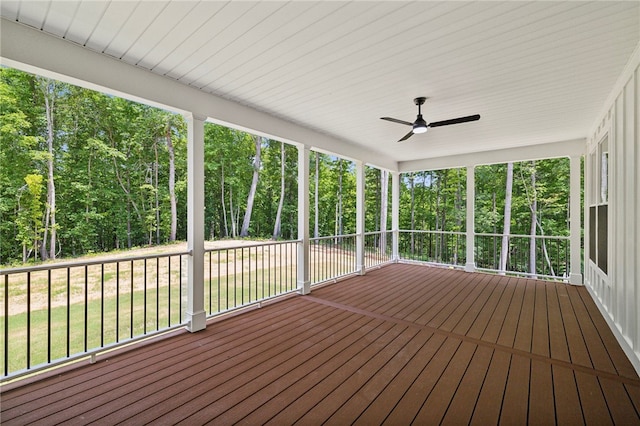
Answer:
xmin=186 ymin=114 xmax=206 ymax=332
xmin=569 ymin=155 xmax=583 ymax=285
xmin=391 ymin=171 xmax=400 ymax=262
xmin=297 ymin=145 xmax=311 ymax=294
xmin=356 ymin=161 xmax=366 ymax=275
xmin=465 ymin=165 xmax=476 ymax=272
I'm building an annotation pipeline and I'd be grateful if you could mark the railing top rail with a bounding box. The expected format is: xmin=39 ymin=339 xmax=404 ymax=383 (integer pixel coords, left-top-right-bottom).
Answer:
xmin=399 ymin=229 xmax=466 ymax=236
xmin=0 ymin=250 xmax=190 ymax=275
xmin=204 ymin=239 xmax=301 ymax=253
xmin=364 ymin=231 xmax=392 ymax=236
xmin=475 ymin=232 xmax=570 ymax=240
xmin=311 ymin=234 xmax=357 ymax=240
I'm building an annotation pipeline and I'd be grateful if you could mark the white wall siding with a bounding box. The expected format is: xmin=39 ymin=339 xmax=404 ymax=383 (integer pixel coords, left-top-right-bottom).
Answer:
xmin=586 ymin=45 xmax=639 ymax=372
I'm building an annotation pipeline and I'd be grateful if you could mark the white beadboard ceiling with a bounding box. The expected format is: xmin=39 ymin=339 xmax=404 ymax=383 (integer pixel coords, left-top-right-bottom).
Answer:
xmin=1 ymin=1 xmax=639 ymax=164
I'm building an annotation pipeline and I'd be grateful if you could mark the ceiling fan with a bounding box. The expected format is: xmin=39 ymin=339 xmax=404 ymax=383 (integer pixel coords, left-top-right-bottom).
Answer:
xmin=381 ymin=97 xmax=480 ymax=142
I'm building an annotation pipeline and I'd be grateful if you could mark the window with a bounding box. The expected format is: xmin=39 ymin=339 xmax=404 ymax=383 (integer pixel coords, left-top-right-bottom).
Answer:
xmin=589 ymin=136 xmax=608 ymax=273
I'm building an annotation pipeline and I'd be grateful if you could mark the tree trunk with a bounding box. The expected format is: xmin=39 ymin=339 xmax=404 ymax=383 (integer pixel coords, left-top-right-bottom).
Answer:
xmin=166 ymin=123 xmax=177 ymax=242
xmin=240 ymin=135 xmax=262 ymax=237
xmin=229 ymin=186 xmax=236 ymax=238
xmin=42 ymin=80 xmax=57 ymax=260
xmin=499 ymin=162 xmax=514 ymax=274
xmin=379 ymin=170 xmax=388 ymax=252
xmin=154 ymin=139 xmax=160 ymax=244
xmin=221 ymin=165 xmax=228 ymax=238
xmin=314 ymin=152 xmax=319 ymax=239
xmin=273 ymin=142 xmax=286 ymax=239
xmin=454 ymin=169 xmax=463 ymax=264
xmin=126 ymin=170 xmax=132 ymax=248
xmin=409 ymin=172 xmax=415 ymax=253
xmin=434 ymin=174 xmax=441 ymax=259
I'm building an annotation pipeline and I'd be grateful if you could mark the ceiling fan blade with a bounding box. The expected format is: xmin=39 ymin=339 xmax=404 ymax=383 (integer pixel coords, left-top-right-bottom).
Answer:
xmin=381 ymin=117 xmax=413 ymax=126
xmin=428 ymin=114 xmax=480 ymax=128
xmin=398 ymin=131 xmax=414 ymax=142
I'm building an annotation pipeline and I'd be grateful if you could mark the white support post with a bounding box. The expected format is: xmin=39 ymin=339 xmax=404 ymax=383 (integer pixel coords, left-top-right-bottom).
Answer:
xmin=297 ymin=145 xmax=311 ymax=294
xmin=186 ymin=114 xmax=206 ymax=332
xmin=569 ymin=155 xmax=583 ymax=285
xmin=391 ymin=171 xmax=400 ymax=262
xmin=465 ymin=165 xmax=476 ymax=272
xmin=356 ymin=161 xmax=366 ymax=275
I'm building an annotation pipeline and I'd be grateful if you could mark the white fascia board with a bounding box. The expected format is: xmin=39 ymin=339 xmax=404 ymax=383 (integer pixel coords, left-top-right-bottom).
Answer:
xmin=0 ymin=19 xmax=397 ymax=171
xmin=399 ymin=138 xmax=586 ymax=172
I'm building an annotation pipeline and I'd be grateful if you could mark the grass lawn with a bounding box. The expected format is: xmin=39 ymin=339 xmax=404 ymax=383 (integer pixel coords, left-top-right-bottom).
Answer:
xmin=1 ymin=240 xmax=382 ymax=377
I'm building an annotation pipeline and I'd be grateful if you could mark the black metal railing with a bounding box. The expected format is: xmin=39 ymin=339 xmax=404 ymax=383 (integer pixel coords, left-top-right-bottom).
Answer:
xmin=203 ymin=240 xmax=298 ymax=315
xmin=475 ymin=233 xmax=570 ymax=279
xmin=310 ymin=234 xmax=357 ymax=284
xmin=364 ymin=231 xmax=393 ymax=268
xmin=398 ymin=230 xmax=466 ymax=267
xmin=1 ymin=251 xmax=188 ymax=378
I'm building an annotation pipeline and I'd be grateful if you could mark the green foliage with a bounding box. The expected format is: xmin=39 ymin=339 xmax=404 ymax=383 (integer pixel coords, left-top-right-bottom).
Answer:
xmin=0 ymin=67 xmax=572 ymax=267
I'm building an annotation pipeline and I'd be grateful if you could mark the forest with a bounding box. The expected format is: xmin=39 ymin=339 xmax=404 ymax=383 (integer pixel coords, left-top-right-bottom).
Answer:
xmin=0 ymin=67 xmax=572 ymax=272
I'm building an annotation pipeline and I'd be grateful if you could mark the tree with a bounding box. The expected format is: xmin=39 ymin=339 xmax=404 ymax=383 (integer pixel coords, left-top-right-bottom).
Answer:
xmin=37 ymin=77 xmax=59 ymax=260
xmin=498 ymin=162 xmax=514 ymax=274
xmin=314 ymin=152 xmax=320 ymax=239
xmin=240 ymin=135 xmax=262 ymax=237
xmin=272 ymin=141 xmax=286 ymax=239
xmin=164 ymin=114 xmax=179 ymax=241
xmin=379 ymin=170 xmax=389 ymax=250
xmin=15 ymin=174 xmax=44 ymax=262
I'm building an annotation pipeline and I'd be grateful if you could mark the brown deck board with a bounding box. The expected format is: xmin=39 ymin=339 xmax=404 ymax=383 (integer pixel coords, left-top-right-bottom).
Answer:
xmin=481 ymin=277 xmax=517 ymax=343
xmin=547 ymin=283 xmax=571 ymax=362
xmin=513 ymin=279 xmax=536 ymax=352
xmin=237 ymin=321 xmax=403 ymax=425
xmin=553 ymin=365 xmax=584 ymax=425
xmin=497 ymin=278 xmax=527 ymax=348
xmin=557 ymin=283 xmax=594 ymax=368
xmin=322 ymin=329 xmax=434 ymax=425
xmin=412 ymin=341 xmax=478 ymax=424
xmin=577 ymin=287 xmax=640 ymax=379
xmin=466 ymin=275 xmax=508 ymax=339
xmin=532 ymin=281 xmax=551 ymax=357
xmin=470 ymin=350 xmax=511 ymax=425
xmin=575 ymin=371 xmax=614 ymax=425
xmin=499 ymin=354 xmax=531 ymax=424
xmin=528 ymin=360 xmax=555 ymax=425
xmin=352 ymin=333 xmax=447 ymax=425
xmin=2 ymin=263 xmax=638 ymax=425
xmin=566 ymin=285 xmax=618 ymax=374
xmin=440 ymin=344 xmax=493 ymax=425
xmin=383 ymin=337 xmax=463 ymax=425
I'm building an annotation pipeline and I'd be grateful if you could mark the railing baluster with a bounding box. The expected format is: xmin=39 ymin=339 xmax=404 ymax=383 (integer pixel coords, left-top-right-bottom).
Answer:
xmin=66 ymin=267 xmax=70 ymax=357
xmin=216 ymin=251 xmax=220 ymax=314
xmin=26 ymin=271 xmax=31 ymax=369
xmin=208 ymin=251 xmax=212 ymax=314
xmin=130 ymin=260 xmax=134 ymax=339
xmin=167 ymin=257 xmax=171 ymax=327
xmin=116 ymin=262 xmax=120 ymax=343
xmin=4 ymin=274 xmax=8 ymax=376
xmin=155 ymin=258 xmax=159 ymax=331
xmin=101 ymin=264 xmax=105 ymax=347
xmin=83 ymin=265 xmax=87 ymax=352
xmin=143 ymin=259 xmax=147 ymax=335
xmin=47 ymin=269 xmax=51 ymax=364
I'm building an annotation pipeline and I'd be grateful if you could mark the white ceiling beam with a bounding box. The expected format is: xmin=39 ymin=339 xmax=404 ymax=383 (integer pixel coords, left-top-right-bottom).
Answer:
xmin=399 ymin=138 xmax=586 ymax=172
xmin=0 ymin=18 xmax=397 ymax=171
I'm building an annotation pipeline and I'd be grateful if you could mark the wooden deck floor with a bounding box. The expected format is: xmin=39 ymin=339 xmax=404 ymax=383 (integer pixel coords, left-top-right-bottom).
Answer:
xmin=2 ymin=263 xmax=639 ymax=425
